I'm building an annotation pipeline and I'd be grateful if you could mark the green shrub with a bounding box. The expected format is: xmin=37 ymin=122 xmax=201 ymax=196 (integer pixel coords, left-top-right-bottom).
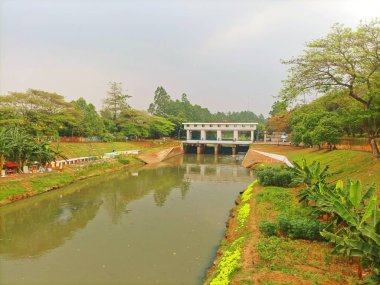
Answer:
xmin=237 ymin=203 xmax=251 ymax=229
xmin=210 ymin=237 xmax=245 ymax=285
xmin=256 ymin=166 xmax=295 ymax=187
xmin=118 ymin=158 xmax=130 ymax=165
xmin=277 ymin=214 xmax=326 ymax=240
xmin=259 ymin=220 xmax=277 ymax=236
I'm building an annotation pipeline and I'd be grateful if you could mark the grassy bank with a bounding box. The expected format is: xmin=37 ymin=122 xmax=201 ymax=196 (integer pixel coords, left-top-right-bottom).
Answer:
xmin=0 ymin=141 xmax=180 ymax=206
xmin=251 ymin=144 xmax=380 ymax=186
xmin=0 ymin=159 xmax=133 ymax=206
xmin=52 ymin=140 xmax=177 ymax=158
xmin=205 ymin=145 xmax=379 ymax=284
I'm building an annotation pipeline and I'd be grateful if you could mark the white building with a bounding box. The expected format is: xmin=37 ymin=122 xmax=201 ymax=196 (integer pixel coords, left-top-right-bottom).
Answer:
xmin=183 ymin=122 xmax=257 ymax=144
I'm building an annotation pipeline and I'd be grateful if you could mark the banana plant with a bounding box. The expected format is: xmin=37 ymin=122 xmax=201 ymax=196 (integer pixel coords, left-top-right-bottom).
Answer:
xmin=293 ymin=159 xmax=331 ymax=205
xmin=320 ymin=180 xmax=380 ymax=281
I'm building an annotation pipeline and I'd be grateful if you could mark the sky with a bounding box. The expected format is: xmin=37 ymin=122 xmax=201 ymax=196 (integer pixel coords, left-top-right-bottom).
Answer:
xmin=0 ymin=0 xmax=379 ymax=116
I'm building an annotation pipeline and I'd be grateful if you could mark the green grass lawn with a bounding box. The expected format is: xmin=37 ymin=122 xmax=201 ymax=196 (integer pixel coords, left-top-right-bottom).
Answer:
xmin=252 ymin=145 xmax=380 ymax=187
xmin=51 ymin=141 xmax=143 ymax=158
xmin=0 ymin=181 xmax=27 ymax=200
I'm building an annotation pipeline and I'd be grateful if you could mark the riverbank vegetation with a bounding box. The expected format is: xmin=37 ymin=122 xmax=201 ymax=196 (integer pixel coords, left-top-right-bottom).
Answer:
xmin=252 ymin=144 xmax=380 ymax=187
xmin=206 ymin=154 xmax=379 ymax=284
xmin=267 ymin=20 xmax=380 ymax=157
xmin=0 ymin=140 xmax=178 ymax=206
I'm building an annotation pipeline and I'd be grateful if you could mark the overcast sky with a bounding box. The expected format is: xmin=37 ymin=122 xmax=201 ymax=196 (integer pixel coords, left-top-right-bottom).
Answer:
xmin=0 ymin=0 xmax=379 ymax=116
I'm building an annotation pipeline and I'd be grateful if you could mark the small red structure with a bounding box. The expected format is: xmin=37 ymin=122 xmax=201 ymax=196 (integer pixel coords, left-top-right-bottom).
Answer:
xmin=5 ymin=161 xmax=18 ymax=174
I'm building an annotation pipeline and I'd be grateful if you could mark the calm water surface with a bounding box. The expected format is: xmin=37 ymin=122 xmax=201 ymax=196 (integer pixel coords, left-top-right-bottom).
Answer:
xmin=0 ymin=154 xmax=253 ymax=285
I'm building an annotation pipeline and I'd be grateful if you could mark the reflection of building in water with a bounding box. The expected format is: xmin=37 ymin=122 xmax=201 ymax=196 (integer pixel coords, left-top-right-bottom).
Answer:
xmin=184 ymin=163 xmax=253 ymax=183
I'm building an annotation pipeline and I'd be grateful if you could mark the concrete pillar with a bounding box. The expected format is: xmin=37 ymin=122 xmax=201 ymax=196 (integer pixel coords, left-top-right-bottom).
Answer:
xmin=233 ymin=130 xmax=238 ymax=141
xmin=186 ymin=130 xmax=191 ymax=140
xmin=201 ymin=130 xmax=206 ymax=140
xmin=214 ymin=144 xmax=219 ymax=155
xmin=197 ymin=144 xmax=202 ymax=155
xmin=251 ymin=130 xmax=254 ymax=141
xmin=232 ymin=145 xmax=236 ymax=156
xmin=264 ymin=131 xmax=267 ymax=142
xmin=217 ymin=130 xmax=222 ymax=141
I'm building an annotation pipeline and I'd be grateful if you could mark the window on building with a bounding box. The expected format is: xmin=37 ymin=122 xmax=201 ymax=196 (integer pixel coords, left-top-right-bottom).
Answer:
xmin=194 ymin=124 xmax=197 ymax=127
xmin=242 ymin=125 xmax=245 ymax=127
xmin=186 ymin=124 xmax=190 ymax=127
xmin=209 ymin=124 xmax=213 ymax=127
xmin=225 ymin=125 xmax=229 ymax=127
xmin=202 ymin=124 xmax=205 ymax=127
xmin=234 ymin=124 xmax=237 ymax=127
xmin=217 ymin=124 xmax=221 ymax=127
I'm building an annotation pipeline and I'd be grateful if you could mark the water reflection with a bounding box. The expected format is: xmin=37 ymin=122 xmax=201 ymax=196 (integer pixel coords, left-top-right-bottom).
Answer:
xmin=0 ymin=154 xmax=252 ymax=285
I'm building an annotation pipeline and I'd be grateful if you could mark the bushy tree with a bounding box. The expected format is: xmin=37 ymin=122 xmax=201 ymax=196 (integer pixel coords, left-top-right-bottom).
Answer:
xmin=71 ymin=97 xmax=105 ymax=137
xmin=0 ymin=89 xmax=78 ymax=138
xmin=281 ymin=20 xmax=380 ymax=157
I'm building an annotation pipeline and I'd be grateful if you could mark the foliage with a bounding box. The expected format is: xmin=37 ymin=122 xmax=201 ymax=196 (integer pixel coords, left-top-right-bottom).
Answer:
xmin=256 ymin=165 xmax=295 ymax=187
xmin=269 ymin=101 xmax=288 ymax=117
xmin=241 ymin=180 xmax=257 ymax=203
xmin=117 ymin=109 xmax=175 ymax=139
xmin=0 ymin=127 xmax=64 ymax=171
xmin=102 ymin=82 xmax=131 ymax=120
xmin=210 ymin=237 xmax=245 ymax=285
xmin=237 ymin=203 xmax=251 ymax=229
xmin=256 ymin=236 xmax=307 ymax=264
xmin=259 ymin=220 xmax=277 ymax=236
xmin=0 ymin=89 xmax=79 ymax=138
xmin=281 ymin=20 xmax=380 ymax=157
xmin=313 ymin=179 xmax=380 ymax=281
xmin=267 ymin=111 xmax=292 ymax=133
xmin=277 ymin=214 xmax=325 ymax=240
xmin=70 ymin=97 xmax=106 ymax=137
xmin=148 ymin=86 xmax=266 ymax=137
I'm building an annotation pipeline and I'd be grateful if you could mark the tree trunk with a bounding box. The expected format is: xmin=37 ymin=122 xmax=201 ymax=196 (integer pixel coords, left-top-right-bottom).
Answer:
xmin=369 ymin=137 xmax=380 ymax=158
xmin=0 ymin=154 xmax=4 ymax=171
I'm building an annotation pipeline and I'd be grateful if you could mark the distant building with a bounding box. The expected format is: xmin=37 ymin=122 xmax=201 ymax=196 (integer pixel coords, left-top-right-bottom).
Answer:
xmin=183 ymin=123 xmax=257 ymax=142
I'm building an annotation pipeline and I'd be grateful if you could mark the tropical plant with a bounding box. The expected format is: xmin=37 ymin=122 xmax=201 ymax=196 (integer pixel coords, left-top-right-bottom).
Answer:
xmin=256 ymin=165 xmax=295 ymax=187
xmin=318 ymin=180 xmax=380 ymax=281
xmin=292 ymin=159 xmax=331 ymax=205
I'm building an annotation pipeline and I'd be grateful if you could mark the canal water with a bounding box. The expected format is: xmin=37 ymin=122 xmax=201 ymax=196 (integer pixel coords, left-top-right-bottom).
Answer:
xmin=0 ymin=154 xmax=253 ymax=285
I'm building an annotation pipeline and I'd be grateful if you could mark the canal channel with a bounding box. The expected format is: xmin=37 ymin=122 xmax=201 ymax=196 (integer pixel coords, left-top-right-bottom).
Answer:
xmin=0 ymin=154 xmax=253 ymax=285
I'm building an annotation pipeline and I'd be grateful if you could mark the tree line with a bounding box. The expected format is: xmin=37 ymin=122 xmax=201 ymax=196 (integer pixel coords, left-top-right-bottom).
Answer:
xmin=267 ymin=20 xmax=380 ymax=158
xmin=0 ymin=82 xmax=265 ymax=142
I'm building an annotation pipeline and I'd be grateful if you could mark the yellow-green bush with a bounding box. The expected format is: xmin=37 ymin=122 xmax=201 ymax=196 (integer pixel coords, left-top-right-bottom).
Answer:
xmin=210 ymin=237 xmax=245 ymax=285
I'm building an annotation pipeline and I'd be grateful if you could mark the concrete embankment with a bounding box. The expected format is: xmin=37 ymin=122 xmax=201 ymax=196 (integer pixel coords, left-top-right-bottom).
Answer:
xmin=137 ymin=146 xmax=184 ymax=164
xmin=242 ymin=149 xmax=293 ymax=168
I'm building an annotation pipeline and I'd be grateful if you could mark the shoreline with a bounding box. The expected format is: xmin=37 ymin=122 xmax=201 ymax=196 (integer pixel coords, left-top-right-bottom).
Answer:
xmin=0 ymin=144 xmax=183 ymax=207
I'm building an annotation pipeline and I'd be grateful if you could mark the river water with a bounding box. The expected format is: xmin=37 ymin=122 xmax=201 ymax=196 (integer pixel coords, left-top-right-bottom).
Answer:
xmin=0 ymin=154 xmax=253 ymax=285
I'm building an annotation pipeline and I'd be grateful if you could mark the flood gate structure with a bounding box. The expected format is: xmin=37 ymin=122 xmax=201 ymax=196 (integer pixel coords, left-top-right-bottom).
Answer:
xmin=182 ymin=122 xmax=258 ymax=155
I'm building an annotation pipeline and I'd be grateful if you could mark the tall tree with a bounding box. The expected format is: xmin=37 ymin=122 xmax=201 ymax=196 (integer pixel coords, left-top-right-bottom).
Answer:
xmin=102 ymin=82 xmax=131 ymax=120
xmin=281 ymin=20 xmax=380 ymax=157
xmin=72 ymin=98 xmax=105 ymax=137
xmin=269 ymin=100 xmax=287 ymax=117
xmin=148 ymin=86 xmax=171 ymax=117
